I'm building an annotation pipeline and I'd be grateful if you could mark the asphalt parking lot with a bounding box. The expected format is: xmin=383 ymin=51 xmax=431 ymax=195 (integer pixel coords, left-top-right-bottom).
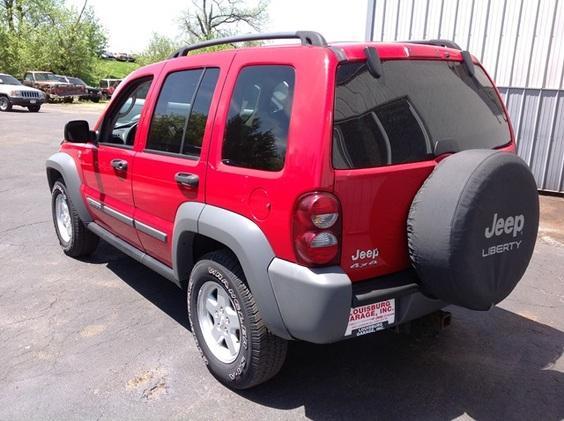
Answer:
xmin=0 ymin=103 xmax=562 ymax=420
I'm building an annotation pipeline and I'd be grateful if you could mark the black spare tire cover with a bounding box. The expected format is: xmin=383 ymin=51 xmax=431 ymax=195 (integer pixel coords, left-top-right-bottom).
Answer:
xmin=407 ymin=149 xmax=539 ymax=310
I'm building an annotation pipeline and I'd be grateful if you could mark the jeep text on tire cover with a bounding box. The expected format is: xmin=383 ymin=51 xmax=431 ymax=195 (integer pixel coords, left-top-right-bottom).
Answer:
xmin=45 ymin=32 xmax=539 ymax=389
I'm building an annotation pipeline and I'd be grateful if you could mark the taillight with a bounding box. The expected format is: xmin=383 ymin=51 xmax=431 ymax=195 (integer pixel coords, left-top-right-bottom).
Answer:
xmin=293 ymin=192 xmax=341 ymax=266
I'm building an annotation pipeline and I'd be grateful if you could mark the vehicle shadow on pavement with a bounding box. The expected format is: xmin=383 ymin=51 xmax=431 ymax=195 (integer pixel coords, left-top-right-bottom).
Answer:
xmin=241 ymin=308 xmax=563 ymax=420
xmin=89 ymin=241 xmax=191 ymax=330
xmin=90 ymin=242 xmax=562 ymax=420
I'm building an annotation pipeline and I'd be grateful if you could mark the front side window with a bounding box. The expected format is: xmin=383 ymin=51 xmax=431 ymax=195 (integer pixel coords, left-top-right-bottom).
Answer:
xmin=222 ymin=65 xmax=295 ymax=172
xmin=100 ymin=78 xmax=152 ymax=147
xmin=146 ymin=68 xmax=219 ymax=156
xmin=333 ymin=60 xmax=510 ymax=169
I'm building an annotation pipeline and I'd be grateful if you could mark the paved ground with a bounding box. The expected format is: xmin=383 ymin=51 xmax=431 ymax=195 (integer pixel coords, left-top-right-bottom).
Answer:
xmin=0 ymin=103 xmax=563 ymax=420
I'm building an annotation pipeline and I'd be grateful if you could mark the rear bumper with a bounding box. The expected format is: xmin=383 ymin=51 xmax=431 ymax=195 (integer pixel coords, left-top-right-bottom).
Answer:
xmin=268 ymin=258 xmax=444 ymax=343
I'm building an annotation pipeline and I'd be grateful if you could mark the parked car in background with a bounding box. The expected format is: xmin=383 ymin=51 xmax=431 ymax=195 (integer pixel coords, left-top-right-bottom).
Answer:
xmin=0 ymin=72 xmax=45 ymax=112
xmin=115 ymin=52 xmax=129 ymax=62
xmin=23 ymin=71 xmax=77 ymax=103
xmin=55 ymin=75 xmax=87 ymax=98
xmin=99 ymin=78 xmax=121 ymax=100
xmin=67 ymin=77 xmax=102 ymax=102
xmin=100 ymin=50 xmax=115 ymax=60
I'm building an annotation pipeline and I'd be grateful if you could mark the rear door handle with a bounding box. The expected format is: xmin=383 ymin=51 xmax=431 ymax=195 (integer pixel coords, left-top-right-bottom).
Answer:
xmin=111 ymin=159 xmax=128 ymax=171
xmin=175 ymin=172 xmax=199 ymax=188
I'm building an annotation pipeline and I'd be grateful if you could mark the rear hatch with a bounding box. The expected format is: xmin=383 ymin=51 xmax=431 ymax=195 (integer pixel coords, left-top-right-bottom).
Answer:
xmin=332 ymin=56 xmax=512 ymax=282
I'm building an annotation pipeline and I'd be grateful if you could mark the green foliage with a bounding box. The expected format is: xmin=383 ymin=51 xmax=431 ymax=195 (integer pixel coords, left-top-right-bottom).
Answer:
xmin=137 ymin=33 xmax=179 ymax=66
xmin=0 ymin=0 xmax=106 ymax=82
xmin=93 ymin=59 xmax=139 ymax=83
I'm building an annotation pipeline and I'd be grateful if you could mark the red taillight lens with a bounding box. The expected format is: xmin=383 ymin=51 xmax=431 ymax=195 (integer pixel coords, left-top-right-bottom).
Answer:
xmin=293 ymin=192 xmax=341 ymax=266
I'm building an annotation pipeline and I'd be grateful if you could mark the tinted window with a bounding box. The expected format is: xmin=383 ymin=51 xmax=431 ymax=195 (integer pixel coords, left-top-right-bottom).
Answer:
xmin=222 ymin=66 xmax=295 ymax=172
xmin=183 ymin=68 xmax=219 ymax=155
xmin=147 ymin=68 xmax=219 ymax=156
xmin=147 ymin=69 xmax=203 ymax=153
xmin=333 ymin=60 xmax=510 ymax=169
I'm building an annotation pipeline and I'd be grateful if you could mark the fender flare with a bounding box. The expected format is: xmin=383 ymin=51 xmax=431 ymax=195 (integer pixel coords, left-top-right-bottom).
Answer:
xmin=172 ymin=203 xmax=291 ymax=340
xmin=46 ymin=152 xmax=92 ymax=223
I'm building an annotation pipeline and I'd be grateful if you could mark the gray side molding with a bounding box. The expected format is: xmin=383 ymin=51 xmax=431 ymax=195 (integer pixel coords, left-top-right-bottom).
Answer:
xmin=88 ymin=222 xmax=177 ymax=285
xmin=46 ymin=152 xmax=92 ymax=223
xmin=197 ymin=205 xmax=292 ymax=340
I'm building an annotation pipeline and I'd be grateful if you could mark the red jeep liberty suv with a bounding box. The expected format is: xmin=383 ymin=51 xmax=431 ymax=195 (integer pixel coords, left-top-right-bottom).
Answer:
xmin=46 ymin=32 xmax=539 ymax=389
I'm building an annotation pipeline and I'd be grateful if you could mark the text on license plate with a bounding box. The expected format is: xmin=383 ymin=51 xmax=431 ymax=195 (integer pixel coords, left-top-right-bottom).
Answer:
xmin=30 ymin=100 xmax=36 ymax=104
xmin=345 ymin=299 xmax=395 ymax=337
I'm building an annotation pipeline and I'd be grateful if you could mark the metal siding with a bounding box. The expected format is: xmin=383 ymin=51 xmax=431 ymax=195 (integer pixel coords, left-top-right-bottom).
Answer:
xmin=370 ymin=0 xmax=564 ymax=193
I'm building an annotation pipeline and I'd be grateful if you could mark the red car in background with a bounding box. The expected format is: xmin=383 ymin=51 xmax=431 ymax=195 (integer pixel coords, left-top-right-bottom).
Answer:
xmin=99 ymin=78 xmax=121 ymax=100
xmin=23 ymin=71 xmax=81 ymax=102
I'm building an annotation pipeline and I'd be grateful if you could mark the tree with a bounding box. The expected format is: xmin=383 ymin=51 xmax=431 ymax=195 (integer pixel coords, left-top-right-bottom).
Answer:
xmin=179 ymin=0 xmax=268 ymax=42
xmin=137 ymin=33 xmax=179 ymax=66
xmin=0 ymin=0 xmax=106 ymax=82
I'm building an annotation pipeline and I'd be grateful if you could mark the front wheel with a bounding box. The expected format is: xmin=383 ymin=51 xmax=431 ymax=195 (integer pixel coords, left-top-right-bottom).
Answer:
xmin=0 ymin=96 xmax=12 ymax=112
xmin=28 ymin=105 xmax=41 ymax=112
xmin=188 ymin=251 xmax=287 ymax=389
xmin=51 ymin=180 xmax=98 ymax=257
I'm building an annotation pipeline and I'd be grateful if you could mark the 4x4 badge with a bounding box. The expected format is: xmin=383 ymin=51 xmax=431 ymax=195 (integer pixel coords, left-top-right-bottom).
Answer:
xmin=350 ymin=248 xmax=379 ymax=269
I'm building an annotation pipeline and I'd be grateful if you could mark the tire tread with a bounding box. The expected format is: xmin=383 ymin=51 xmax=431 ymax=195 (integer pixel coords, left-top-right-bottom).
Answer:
xmin=193 ymin=250 xmax=287 ymax=389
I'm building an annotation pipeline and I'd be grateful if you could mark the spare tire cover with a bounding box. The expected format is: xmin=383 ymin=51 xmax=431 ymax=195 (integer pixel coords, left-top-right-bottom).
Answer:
xmin=407 ymin=149 xmax=539 ymax=310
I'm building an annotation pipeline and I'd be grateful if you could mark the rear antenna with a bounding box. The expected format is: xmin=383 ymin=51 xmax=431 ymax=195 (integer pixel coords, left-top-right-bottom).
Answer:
xmin=364 ymin=47 xmax=383 ymax=78
xmin=461 ymin=50 xmax=475 ymax=77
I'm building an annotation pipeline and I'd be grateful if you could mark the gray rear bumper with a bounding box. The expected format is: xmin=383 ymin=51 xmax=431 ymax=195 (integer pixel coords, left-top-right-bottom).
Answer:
xmin=268 ymin=258 xmax=444 ymax=344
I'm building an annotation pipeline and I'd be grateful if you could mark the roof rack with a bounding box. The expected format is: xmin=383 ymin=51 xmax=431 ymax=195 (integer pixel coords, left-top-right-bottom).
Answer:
xmin=169 ymin=31 xmax=327 ymax=59
xmin=402 ymin=39 xmax=462 ymax=50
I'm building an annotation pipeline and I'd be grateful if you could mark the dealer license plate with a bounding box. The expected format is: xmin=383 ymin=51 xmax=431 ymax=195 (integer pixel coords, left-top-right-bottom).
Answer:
xmin=345 ymin=299 xmax=395 ymax=337
xmin=30 ymin=100 xmax=36 ymax=104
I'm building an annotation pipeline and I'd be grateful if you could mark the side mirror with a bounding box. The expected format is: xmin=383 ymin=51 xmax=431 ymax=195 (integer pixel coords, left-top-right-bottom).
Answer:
xmin=64 ymin=120 xmax=97 ymax=143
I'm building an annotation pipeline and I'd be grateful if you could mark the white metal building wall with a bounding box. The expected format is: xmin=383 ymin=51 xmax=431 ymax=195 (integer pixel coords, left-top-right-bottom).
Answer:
xmin=367 ymin=0 xmax=564 ymax=193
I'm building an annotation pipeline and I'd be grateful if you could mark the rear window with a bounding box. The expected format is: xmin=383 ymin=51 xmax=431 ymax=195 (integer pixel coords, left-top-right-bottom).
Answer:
xmin=333 ymin=60 xmax=510 ymax=169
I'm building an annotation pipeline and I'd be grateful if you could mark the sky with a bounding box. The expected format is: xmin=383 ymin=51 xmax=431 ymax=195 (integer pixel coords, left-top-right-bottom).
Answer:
xmin=67 ymin=0 xmax=368 ymax=53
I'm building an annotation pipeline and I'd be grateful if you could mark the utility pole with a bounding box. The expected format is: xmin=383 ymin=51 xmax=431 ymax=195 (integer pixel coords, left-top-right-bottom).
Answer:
xmin=365 ymin=0 xmax=376 ymax=41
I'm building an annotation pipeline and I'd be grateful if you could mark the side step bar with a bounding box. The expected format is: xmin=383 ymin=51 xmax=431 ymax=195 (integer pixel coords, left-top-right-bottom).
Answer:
xmin=87 ymin=222 xmax=180 ymax=287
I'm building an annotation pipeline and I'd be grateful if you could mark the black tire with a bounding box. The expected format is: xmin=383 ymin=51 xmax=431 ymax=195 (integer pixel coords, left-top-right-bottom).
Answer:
xmin=28 ymin=105 xmax=41 ymax=112
xmin=51 ymin=180 xmax=98 ymax=257
xmin=0 ymin=95 xmax=12 ymax=112
xmin=188 ymin=250 xmax=287 ymax=389
xmin=91 ymin=96 xmax=100 ymax=103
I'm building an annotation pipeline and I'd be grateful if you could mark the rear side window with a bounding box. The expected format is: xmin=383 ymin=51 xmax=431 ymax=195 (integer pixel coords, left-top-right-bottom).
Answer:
xmin=333 ymin=60 xmax=510 ymax=169
xmin=222 ymin=65 xmax=295 ymax=172
xmin=147 ymin=68 xmax=219 ymax=156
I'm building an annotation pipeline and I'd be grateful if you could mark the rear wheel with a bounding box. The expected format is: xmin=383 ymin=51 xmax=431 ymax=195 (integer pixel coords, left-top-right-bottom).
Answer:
xmin=188 ymin=250 xmax=287 ymax=389
xmin=0 ymin=96 xmax=12 ymax=112
xmin=51 ymin=180 xmax=98 ymax=257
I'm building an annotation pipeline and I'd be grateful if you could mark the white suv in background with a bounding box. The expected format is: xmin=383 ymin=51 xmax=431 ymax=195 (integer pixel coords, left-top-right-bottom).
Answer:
xmin=0 ymin=73 xmax=45 ymax=112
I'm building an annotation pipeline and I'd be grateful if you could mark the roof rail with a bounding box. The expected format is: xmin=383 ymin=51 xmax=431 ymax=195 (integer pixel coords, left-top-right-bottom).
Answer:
xmin=169 ymin=31 xmax=327 ymax=59
xmin=401 ymin=39 xmax=461 ymax=50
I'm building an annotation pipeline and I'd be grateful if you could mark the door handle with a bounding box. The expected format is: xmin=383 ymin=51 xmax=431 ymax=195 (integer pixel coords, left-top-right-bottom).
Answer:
xmin=175 ymin=172 xmax=199 ymax=188
xmin=111 ymin=159 xmax=128 ymax=171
